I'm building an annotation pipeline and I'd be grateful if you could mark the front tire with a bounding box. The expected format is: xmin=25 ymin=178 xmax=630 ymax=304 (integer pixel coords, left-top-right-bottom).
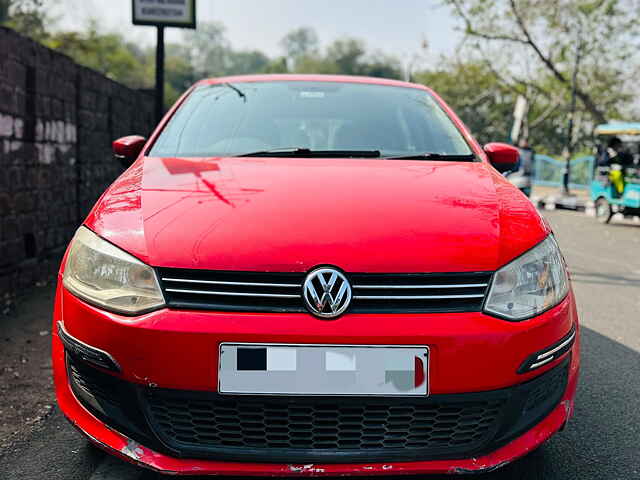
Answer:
xmin=595 ymin=197 xmax=613 ymax=224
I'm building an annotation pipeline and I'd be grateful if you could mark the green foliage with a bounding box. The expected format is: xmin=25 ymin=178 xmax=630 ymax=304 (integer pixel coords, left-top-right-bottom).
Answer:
xmin=443 ymin=0 xmax=640 ymax=152
xmin=226 ymin=50 xmax=270 ymax=75
xmin=1 ymin=0 xmax=48 ymax=41
xmin=280 ymin=27 xmax=319 ymax=63
xmin=261 ymin=57 xmax=290 ymax=74
xmin=180 ymin=22 xmax=229 ymax=79
xmin=325 ymin=38 xmax=366 ymax=75
xmin=179 ymin=22 xmax=273 ymax=78
xmin=291 ymin=37 xmax=402 ymax=79
xmin=413 ymin=58 xmax=620 ymax=153
xmin=45 ymin=22 xmax=150 ymax=87
xmin=414 ymin=61 xmax=515 ymax=145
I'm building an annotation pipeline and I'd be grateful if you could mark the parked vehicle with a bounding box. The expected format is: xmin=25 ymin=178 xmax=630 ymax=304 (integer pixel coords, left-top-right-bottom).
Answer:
xmin=52 ymin=75 xmax=579 ymax=476
xmin=590 ymin=122 xmax=640 ymax=223
xmin=506 ymin=140 xmax=535 ymax=197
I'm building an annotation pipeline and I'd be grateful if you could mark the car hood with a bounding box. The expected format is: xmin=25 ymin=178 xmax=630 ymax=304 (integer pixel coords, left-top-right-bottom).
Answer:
xmin=85 ymin=157 xmax=549 ymax=273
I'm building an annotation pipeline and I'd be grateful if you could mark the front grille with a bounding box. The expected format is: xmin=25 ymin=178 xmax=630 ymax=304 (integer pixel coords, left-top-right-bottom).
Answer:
xmin=350 ymin=273 xmax=491 ymax=313
xmin=157 ymin=268 xmax=491 ymax=314
xmin=158 ymin=269 xmax=305 ymax=312
xmin=144 ymin=393 xmax=504 ymax=461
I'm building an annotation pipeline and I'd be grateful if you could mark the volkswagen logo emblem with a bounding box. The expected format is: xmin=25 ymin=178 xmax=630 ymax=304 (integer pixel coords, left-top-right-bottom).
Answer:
xmin=303 ymin=267 xmax=352 ymax=318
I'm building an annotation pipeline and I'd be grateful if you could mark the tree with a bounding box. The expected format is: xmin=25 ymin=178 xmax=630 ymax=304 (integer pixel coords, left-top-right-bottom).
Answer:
xmin=280 ymin=27 xmax=319 ymax=65
xmin=226 ymin=50 xmax=270 ymax=75
xmin=413 ymin=58 xmax=608 ymax=154
xmin=45 ymin=22 xmax=149 ymax=88
xmin=445 ymin=0 xmax=640 ymax=127
xmin=415 ymin=62 xmax=517 ymax=145
xmin=1 ymin=0 xmax=49 ymax=41
xmin=358 ymin=51 xmax=402 ymax=79
xmin=326 ymin=38 xmax=366 ymax=75
xmin=262 ymin=57 xmax=290 ymax=73
xmin=163 ymin=44 xmax=196 ymax=106
xmin=179 ymin=21 xmax=270 ymax=79
xmin=277 ymin=31 xmax=402 ymax=79
xmin=181 ymin=21 xmax=230 ymax=79
xmin=323 ymin=38 xmax=402 ymax=79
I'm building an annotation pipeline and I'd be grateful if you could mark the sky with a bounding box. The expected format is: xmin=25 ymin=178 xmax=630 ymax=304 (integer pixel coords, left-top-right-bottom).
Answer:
xmin=50 ymin=0 xmax=463 ymax=68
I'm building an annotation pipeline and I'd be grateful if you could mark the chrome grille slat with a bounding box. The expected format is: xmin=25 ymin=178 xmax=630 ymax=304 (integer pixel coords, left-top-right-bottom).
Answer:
xmin=165 ymin=288 xmax=300 ymax=299
xmin=162 ymin=278 xmax=300 ymax=288
xmin=352 ymin=284 xmax=488 ymax=289
xmin=157 ymin=268 xmax=492 ymax=314
xmin=353 ymin=294 xmax=486 ymax=300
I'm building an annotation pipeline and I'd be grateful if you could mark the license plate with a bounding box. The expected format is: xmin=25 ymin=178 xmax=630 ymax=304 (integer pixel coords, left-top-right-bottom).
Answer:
xmin=218 ymin=344 xmax=429 ymax=396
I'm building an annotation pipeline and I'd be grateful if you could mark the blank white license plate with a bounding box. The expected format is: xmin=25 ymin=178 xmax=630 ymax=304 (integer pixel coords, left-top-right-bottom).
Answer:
xmin=218 ymin=344 xmax=429 ymax=396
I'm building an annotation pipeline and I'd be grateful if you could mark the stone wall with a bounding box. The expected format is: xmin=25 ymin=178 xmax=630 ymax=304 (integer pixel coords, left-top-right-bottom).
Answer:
xmin=0 ymin=27 xmax=155 ymax=310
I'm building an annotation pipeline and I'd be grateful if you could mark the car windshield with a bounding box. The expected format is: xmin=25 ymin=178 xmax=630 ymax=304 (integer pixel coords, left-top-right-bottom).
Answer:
xmin=149 ymin=81 xmax=474 ymax=158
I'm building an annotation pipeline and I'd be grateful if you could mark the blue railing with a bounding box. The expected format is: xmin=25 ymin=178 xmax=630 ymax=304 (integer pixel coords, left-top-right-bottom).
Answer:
xmin=533 ymin=155 xmax=595 ymax=190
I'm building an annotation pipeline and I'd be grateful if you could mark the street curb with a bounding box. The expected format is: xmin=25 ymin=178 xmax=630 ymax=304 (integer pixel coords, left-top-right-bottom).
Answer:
xmin=531 ymin=195 xmax=587 ymax=212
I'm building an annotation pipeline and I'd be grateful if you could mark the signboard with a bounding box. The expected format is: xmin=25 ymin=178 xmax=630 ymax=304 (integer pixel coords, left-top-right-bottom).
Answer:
xmin=132 ymin=0 xmax=196 ymax=29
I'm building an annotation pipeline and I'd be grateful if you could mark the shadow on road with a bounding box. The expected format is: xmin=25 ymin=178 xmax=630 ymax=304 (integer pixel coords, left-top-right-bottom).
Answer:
xmin=606 ymin=220 xmax=640 ymax=229
xmin=570 ymin=269 xmax=640 ymax=288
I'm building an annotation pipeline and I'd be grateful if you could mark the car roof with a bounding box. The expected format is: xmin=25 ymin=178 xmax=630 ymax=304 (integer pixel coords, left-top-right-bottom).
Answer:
xmin=195 ymin=74 xmax=431 ymax=92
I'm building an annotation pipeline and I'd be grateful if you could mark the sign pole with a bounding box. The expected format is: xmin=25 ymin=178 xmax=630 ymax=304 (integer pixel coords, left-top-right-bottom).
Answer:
xmin=132 ymin=0 xmax=195 ymax=124
xmin=155 ymin=25 xmax=165 ymax=125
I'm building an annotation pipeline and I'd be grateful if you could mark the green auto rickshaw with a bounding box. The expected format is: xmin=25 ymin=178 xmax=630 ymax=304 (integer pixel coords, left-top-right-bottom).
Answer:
xmin=590 ymin=122 xmax=640 ymax=223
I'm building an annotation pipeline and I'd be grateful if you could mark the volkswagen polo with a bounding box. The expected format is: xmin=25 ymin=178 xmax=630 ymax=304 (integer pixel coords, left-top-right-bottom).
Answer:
xmin=52 ymin=74 xmax=579 ymax=475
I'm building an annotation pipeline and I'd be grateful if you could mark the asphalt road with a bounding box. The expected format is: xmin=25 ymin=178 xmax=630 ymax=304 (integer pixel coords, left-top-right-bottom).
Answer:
xmin=1 ymin=209 xmax=639 ymax=480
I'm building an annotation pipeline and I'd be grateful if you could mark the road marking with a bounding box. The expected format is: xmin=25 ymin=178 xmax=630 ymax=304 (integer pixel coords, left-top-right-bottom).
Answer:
xmin=89 ymin=455 xmax=143 ymax=480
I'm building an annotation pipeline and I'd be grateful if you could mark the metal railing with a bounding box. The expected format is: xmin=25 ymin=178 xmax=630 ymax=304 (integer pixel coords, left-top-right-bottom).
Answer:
xmin=532 ymin=155 xmax=595 ymax=190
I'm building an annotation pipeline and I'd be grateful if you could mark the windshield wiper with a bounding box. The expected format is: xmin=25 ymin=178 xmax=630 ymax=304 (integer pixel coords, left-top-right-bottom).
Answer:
xmin=223 ymin=82 xmax=246 ymax=102
xmin=384 ymin=152 xmax=475 ymax=161
xmin=235 ymin=148 xmax=382 ymax=158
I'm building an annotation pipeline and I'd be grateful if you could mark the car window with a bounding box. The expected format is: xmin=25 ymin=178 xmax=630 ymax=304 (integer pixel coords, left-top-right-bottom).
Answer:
xmin=149 ymin=81 xmax=473 ymax=157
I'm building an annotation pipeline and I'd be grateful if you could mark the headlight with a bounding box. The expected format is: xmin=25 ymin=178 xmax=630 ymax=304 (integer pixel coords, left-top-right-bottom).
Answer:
xmin=63 ymin=227 xmax=165 ymax=315
xmin=483 ymin=235 xmax=569 ymax=321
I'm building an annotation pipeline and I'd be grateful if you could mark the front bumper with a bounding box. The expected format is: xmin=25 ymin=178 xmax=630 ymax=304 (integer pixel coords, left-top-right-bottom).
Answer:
xmin=53 ymin=280 xmax=580 ymax=475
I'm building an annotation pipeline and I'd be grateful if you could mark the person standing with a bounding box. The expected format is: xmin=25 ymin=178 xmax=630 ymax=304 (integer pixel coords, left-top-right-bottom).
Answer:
xmin=597 ymin=137 xmax=633 ymax=196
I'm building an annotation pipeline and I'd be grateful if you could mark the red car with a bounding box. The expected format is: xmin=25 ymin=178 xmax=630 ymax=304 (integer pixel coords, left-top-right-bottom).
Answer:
xmin=52 ymin=74 xmax=579 ymax=476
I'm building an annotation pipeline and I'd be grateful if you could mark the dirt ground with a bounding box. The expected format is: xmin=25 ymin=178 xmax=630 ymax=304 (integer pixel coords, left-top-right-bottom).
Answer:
xmin=0 ymin=283 xmax=57 ymax=450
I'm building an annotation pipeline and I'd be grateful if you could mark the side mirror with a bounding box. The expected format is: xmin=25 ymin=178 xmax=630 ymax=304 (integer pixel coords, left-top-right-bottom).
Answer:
xmin=484 ymin=142 xmax=519 ymax=173
xmin=113 ymin=135 xmax=146 ymax=167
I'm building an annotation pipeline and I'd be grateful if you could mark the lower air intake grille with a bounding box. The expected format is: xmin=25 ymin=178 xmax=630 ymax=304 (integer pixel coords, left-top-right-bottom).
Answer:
xmin=156 ymin=268 xmax=492 ymax=314
xmin=144 ymin=392 xmax=505 ymax=461
xmin=65 ymin=354 xmax=569 ymax=463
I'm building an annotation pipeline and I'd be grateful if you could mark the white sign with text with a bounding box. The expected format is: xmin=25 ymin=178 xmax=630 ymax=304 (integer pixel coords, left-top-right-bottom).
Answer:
xmin=132 ymin=0 xmax=196 ymax=28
